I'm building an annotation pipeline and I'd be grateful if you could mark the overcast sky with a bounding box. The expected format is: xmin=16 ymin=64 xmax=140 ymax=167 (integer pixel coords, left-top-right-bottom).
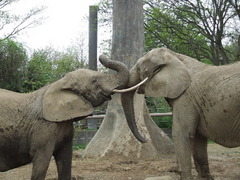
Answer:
xmin=9 ymin=0 xmax=100 ymax=51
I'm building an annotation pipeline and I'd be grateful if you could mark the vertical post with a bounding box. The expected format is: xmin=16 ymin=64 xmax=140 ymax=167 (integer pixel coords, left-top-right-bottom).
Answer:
xmin=89 ymin=5 xmax=98 ymax=70
xmin=111 ymin=0 xmax=144 ymax=68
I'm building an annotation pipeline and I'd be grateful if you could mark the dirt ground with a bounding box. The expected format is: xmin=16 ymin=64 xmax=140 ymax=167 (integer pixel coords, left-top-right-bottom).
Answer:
xmin=1 ymin=144 xmax=240 ymax=180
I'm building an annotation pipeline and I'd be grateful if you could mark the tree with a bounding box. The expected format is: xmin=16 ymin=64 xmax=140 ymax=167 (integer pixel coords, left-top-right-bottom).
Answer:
xmin=227 ymin=0 xmax=240 ymax=61
xmin=145 ymin=0 xmax=239 ymax=65
xmin=51 ymin=51 xmax=84 ymax=82
xmin=173 ymin=0 xmax=233 ymax=65
xmin=23 ymin=48 xmax=53 ymax=92
xmin=144 ymin=1 xmax=211 ymax=63
xmin=83 ymin=0 xmax=173 ymax=160
xmin=0 ymin=0 xmax=45 ymax=40
xmin=23 ymin=47 xmax=85 ymax=92
xmin=66 ymin=33 xmax=88 ymax=68
xmin=0 ymin=39 xmax=27 ymax=92
xmin=98 ymin=0 xmax=240 ymax=65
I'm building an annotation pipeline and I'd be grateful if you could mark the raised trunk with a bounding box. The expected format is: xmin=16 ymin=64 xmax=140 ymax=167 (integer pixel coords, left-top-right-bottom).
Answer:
xmin=99 ymin=55 xmax=129 ymax=89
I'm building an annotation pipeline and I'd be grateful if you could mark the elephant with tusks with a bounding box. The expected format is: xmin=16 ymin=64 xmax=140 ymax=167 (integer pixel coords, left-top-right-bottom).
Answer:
xmin=119 ymin=48 xmax=240 ymax=180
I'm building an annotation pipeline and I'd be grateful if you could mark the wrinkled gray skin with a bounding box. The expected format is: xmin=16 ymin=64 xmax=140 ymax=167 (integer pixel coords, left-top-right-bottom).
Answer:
xmin=0 ymin=56 xmax=129 ymax=180
xmin=122 ymin=48 xmax=240 ymax=180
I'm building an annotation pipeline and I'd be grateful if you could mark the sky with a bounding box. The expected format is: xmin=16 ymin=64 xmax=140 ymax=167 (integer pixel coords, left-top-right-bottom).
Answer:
xmin=5 ymin=0 xmax=100 ymax=51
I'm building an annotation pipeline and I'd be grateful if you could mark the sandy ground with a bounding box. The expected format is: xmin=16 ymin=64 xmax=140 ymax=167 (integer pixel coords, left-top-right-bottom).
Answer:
xmin=0 ymin=144 xmax=239 ymax=180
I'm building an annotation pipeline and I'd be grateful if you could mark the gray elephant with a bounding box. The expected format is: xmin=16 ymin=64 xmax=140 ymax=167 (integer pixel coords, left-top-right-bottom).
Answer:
xmin=0 ymin=55 xmax=130 ymax=180
xmin=121 ymin=48 xmax=240 ymax=180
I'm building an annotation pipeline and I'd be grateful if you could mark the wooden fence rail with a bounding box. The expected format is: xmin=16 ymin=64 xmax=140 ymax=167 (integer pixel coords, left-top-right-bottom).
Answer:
xmin=73 ymin=112 xmax=173 ymax=145
xmin=85 ymin=112 xmax=173 ymax=119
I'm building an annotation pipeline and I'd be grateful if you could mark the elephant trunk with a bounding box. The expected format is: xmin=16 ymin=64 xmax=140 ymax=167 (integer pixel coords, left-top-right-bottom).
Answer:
xmin=121 ymin=91 xmax=146 ymax=143
xmin=99 ymin=55 xmax=129 ymax=90
xmin=99 ymin=55 xmax=146 ymax=143
xmin=121 ymin=64 xmax=146 ymax=143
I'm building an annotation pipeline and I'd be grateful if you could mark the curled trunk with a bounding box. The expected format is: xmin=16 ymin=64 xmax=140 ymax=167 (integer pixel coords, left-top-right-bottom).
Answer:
xmin=100 ymin=55 xmax=146 ymax=143
xmin=99 ymin=55 xmax=129 ymax=89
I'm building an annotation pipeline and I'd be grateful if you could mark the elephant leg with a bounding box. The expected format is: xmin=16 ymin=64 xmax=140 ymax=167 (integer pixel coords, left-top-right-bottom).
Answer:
xmin=172 ymin=103 xmax=199 ymax=180
xmin=30 ymin=145 xmax=54 ymax=180
xmin=173 ymin=121 xmax=193 ymax=180
xmin=193 ymin=133 xmax=214 ymax=180
xmin=53 ymin=137 xmax=73 ymax=180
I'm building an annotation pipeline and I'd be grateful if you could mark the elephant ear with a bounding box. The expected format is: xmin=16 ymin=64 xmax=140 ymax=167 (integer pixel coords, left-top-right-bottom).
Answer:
xmin=43 ymin=77 xmax=93 ymax=122
xmin=144 ymin=53 xmax=191 ymax=99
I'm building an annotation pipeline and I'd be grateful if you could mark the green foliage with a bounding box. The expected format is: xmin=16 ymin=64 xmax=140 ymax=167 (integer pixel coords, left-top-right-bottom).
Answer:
xmin=145 ymin=97 xmax=172 ymax=128
xmin=51 ymin=52 xmax=84 ymax=82
xmin=0 ymin=39 xmax=27 ymax=92
xmin=143 ymin=0 xmax=240 ymax=64
xmin=23 ymin=47 xmax=86 ymax=92
xmin=201 ymin=58 xmax=213 ymax=65
xmin=72 ymin=144 xmax=86 ymax=151
xmin=99 ymin=0 xmax=239 ymax=64
xmin=23 ymin=49 xmax=53 ymax=92
xmin=0 ymin=40 xmax=86 ymax=93
xmin=144 ymin=2 xmax=211 ymax=63
xmin=224 ymin=36 xmax=240 ymax=63
xmin=208 ymin=139 xmax=215 ymax=144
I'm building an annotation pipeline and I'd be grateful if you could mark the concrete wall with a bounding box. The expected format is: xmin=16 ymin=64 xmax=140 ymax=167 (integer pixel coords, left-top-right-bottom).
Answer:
xmin=73 ymin=128 xmax=172 ymax=145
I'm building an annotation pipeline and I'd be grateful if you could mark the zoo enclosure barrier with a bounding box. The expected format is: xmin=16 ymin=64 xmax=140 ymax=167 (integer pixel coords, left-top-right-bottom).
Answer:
xmin=73 ymin=112 xmax=173 ymax=145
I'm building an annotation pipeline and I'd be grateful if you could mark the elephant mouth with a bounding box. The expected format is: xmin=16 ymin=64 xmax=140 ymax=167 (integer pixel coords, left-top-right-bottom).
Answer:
xmin=137 ymin=83 xmax=146 ymax=94
xmin=100 ymin=92 xmax=112 ymax=101
xmin=113 ymin=78 xmax=149 ymax=93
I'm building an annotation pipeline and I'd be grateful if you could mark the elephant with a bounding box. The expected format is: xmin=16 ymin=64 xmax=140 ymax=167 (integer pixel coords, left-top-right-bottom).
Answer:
xmin=0 ymin=55 xmax=131 ymax=180
xmin=120 ymin=48 xmax=240 ymax=180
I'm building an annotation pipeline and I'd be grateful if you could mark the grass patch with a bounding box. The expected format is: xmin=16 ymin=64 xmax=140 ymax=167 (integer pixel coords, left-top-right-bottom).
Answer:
xmin=208 ymin=139 xmax=215 ymax=144
xmin=73 ymin=144 xmax=86 ymax=151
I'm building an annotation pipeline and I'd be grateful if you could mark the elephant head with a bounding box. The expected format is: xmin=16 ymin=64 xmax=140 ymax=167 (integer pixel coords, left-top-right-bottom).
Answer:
xmin=42 ymin=55 xmax=130 ymax=122
xmin=121 ymin=48 xmax=192 ymax=142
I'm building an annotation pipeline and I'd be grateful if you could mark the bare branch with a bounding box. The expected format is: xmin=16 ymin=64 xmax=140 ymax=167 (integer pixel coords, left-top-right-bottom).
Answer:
xmin=0 ymin=1 xmax=46 ymax=40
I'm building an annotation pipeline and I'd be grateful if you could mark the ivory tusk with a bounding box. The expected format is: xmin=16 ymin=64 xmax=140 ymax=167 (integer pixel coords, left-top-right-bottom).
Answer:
xmin=113 ymin=77 xmax=149 ymax=93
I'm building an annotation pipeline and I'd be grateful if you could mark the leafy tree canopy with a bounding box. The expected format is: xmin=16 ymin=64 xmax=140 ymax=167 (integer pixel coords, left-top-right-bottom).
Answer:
xmin=144 ymin=0 xmax=240 ymax=64
xmin=0 ymin=39 xmax=27 ymax=92
xmin=23 ymin=47 xmax=87 ymax=92
xmin=98 ymin=0 xmax=240 ymax=64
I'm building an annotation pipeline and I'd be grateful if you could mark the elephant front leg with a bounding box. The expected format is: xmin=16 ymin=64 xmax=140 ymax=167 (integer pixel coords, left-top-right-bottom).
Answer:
xmin=30 ymin=145 xmax=54 ymax=180
xmin=53 ymin=137 xmax=73 ymax=180
xmin=173 ymin=123 xmax=194 ymax=179
xmin=193 ymin=134 xmax=214 ymax=180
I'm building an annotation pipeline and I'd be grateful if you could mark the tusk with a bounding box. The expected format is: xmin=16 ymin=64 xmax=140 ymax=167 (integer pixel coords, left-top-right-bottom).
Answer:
xmin=113 ymin=77 xmax=148 ymax=93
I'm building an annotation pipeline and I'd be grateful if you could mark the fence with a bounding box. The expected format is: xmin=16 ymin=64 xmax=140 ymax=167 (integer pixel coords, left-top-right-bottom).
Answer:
xmin=73 ymin=112 xmax=173 ymax=145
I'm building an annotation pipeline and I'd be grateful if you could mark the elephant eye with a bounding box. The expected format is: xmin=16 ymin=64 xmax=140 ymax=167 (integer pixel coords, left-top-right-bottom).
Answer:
xmin=153 ymin=64 xmax=165 ymax=75
xmin=63 ymin=88 xmax=80 ymax=95
xmin=71 ymin=89 xmax=80 ymax=94
xmin=92 ymin=78 xmax=97 ymax=85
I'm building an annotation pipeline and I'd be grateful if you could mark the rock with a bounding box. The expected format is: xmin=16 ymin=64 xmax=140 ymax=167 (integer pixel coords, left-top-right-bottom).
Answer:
xmin=144 ymin=176 xmax=175 ymax=180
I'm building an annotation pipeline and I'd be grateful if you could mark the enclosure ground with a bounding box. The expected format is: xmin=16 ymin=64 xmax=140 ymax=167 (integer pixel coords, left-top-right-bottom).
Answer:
xmin=1 ymin=144 xmax=239 ymax=180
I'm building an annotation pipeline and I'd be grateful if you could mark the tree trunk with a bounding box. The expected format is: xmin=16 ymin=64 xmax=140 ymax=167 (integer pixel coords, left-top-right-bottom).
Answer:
xmin=83 ymin=0 xmax=173 ymax=160
xmin=89 ymin=6 xmax=98 ymax=70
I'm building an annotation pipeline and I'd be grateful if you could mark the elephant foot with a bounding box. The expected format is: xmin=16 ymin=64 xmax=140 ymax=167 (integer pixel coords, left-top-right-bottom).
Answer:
xmin=180 ymin=175 xmax=194 ymax=180
xmin=71 ymin=175 xmax=84 ymax=180
xmin=180 ymin=178 xmax=193 ymax=180
xmin=196 ymin=175 xmax=214 ymax=180
xmin=180 ymin=175 xmax=214 ymax=180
